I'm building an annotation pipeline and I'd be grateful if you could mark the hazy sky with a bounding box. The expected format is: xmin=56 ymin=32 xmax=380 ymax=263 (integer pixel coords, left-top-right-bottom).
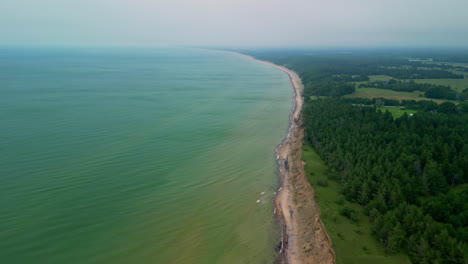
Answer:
xmin=1 ymin=0 xmax=468 ymax=47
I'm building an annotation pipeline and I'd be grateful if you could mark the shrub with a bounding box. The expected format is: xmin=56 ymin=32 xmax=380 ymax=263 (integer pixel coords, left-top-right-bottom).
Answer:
xmin=317 ymin=177 xmax=329 ymax=187
xmin=340 ymin=206 xmax=359 ymax=222
xmin=336 ymin=195 xmax=345 ymax=205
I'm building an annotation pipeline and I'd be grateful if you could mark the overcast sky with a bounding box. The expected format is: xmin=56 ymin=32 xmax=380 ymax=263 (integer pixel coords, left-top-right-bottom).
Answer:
xmin=1 ymin=0 xmax=467 ymax=47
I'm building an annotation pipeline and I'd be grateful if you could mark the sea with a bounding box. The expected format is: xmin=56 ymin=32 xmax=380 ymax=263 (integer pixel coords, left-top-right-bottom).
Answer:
xmin=0 ymin=47 xmax=292 ymax=263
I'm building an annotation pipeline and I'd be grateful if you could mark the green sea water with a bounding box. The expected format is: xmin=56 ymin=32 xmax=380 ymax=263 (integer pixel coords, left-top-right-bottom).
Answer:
xmin=0 ymin=47 xmax=292 ymax=263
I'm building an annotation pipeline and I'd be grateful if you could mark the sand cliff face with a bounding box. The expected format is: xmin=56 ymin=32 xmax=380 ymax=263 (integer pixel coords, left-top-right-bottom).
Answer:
xmin=235 ymin=53 xmax=334 ymax=264
xmin=223 ymin=50 xmax=335 ymax=264
xmin=275 ymin=123 xmax=335 ymax=264
xmin=268 ymin=63 xmax=335 ymax=264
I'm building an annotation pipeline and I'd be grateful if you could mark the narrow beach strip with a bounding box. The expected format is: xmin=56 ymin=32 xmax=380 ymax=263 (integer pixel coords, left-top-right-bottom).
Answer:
xmin=231 ymin=51 xmax=336 ymax=264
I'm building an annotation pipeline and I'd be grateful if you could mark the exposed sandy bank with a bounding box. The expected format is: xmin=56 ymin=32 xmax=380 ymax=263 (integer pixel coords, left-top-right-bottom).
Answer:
xmin=231 ymin=51 xmax=335 ymax=264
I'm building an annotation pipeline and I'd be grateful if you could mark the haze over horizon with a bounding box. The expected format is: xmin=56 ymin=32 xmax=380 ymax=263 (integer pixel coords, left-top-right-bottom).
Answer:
xmin=1 ymin=0 xmax=468 ymax=47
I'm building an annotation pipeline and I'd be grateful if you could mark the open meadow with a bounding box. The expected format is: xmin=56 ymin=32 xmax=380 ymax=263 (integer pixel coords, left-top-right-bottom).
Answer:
xmin=377 ymin=107 xmax=417 ymax=119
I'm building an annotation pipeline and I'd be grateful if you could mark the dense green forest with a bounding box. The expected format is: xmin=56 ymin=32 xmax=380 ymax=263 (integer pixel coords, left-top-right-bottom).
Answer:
xmin=303 ymin=99 xmax=467 ymax=263
xmin=240 ymin=48 xmax=468 ymax=263
xmin=305 ymin=80 xmax=356 ymax=97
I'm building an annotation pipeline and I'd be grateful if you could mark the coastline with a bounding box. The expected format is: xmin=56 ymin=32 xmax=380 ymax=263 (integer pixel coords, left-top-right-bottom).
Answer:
xmin=230 ymin=51 xmax=335 ymax=264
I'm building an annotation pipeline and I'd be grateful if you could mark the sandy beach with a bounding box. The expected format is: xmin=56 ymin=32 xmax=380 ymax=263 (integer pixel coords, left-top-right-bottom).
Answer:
xmin=233 ymin=52 xmax=335 ymax=264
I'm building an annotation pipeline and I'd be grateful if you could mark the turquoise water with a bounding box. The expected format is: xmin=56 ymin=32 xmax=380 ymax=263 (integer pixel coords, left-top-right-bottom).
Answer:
xmin=0 ymin=47 xmax=292 ymax=263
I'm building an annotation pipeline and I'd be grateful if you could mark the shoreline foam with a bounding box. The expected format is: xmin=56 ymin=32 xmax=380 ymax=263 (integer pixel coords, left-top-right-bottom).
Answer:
xmin=230 ymin=51 xmax=335 ymax=264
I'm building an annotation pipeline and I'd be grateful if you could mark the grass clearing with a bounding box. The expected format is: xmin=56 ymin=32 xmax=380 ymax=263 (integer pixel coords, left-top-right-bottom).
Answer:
xmin=344 ymin=87 xmax=451 ymax=103
xmin=344 ymin=87 xmax=425 ymax=101
xmin=347 ymin=87 xmax=423 ymax=98
xmin=302 ymin=145 xmax=411 ymax=264
xmin=368 ymin=75 xmax=395 ymax=81
xmin=377 ymin=107 xmax=417 ymax=119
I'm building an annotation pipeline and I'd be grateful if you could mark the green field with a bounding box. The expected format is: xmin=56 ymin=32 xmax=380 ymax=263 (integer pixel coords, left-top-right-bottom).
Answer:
xmin=366 ymin=74 xmax=468 ymax=94
xmin=302 ymin=145 xmax=411 ymax=264
xmin=368 ymin=75 xmax=395 ymax=81
xmin=344 ymin=87 xmax=453 ymax=104
xmin=413 ymin=78 xmax=468 ymax=92
xmin=377 ymin=107 xmax=417 ymax=119
xmin=344 ymin=87 xmax=423 ymax=99
xmin=406 ymin=62 xmax=468 ymax=92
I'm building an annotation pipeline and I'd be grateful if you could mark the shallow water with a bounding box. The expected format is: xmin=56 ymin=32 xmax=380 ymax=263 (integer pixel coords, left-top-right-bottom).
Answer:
xmin=0 ymin=47 xmax=292 ymax=263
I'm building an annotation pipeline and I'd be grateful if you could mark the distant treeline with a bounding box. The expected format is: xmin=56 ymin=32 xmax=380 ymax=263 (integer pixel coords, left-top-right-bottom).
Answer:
xmin=421 ymin=63 xmax=468 ymax=73
xmin=342 ymin=97 xmax=468 ymax=113
xmin=303 ymin=99 xmax=468 ymax=263
xmin=343 ymin=97 xmax=468 ymax=113
xmin=430 ymin=54 xmax=468 ymax=64
xmin=253 ymin=54 xmax=463 ymax=81
xmin=242 ymin=51 xmax=465 ymax=97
